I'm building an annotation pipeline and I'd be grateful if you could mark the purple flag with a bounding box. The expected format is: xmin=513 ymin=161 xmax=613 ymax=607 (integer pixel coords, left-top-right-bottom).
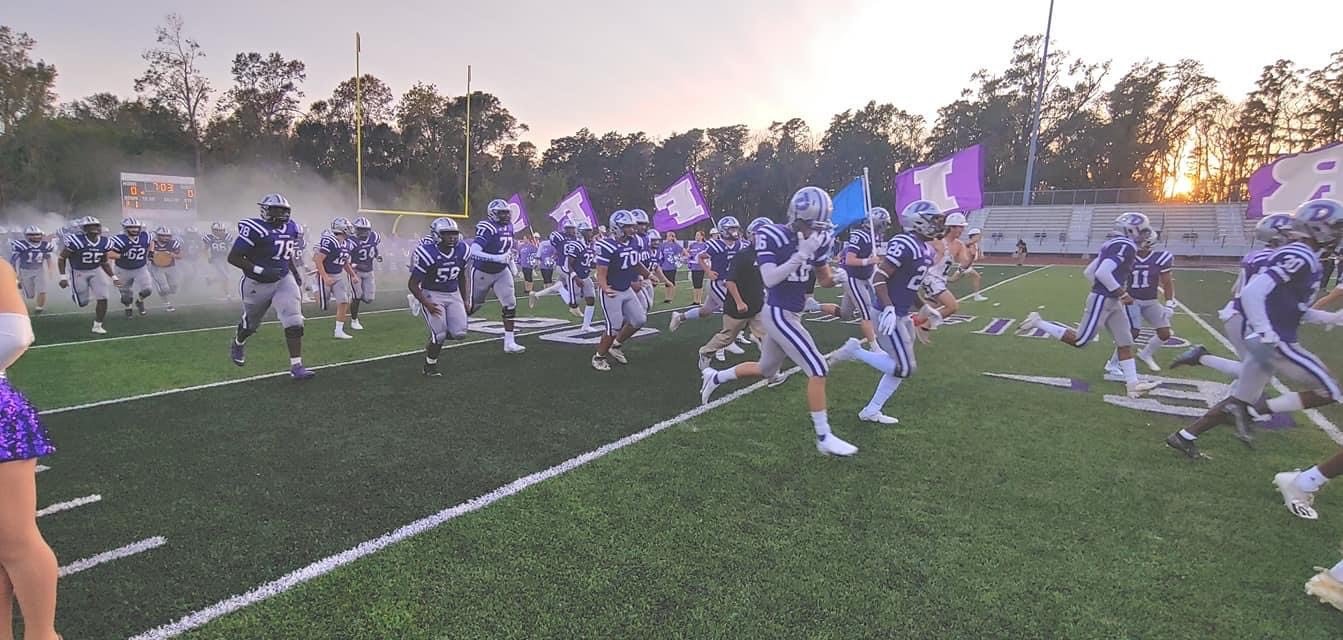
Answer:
xmin=506 ymin=193 xmax=530 ymax=234
xmin=1247 ymin=142 xmax=1342 ymax=218
xmin=652 ymin=171 xmax=712 ymax=232
xmin=546 ymin=186 xmax=599 ymax=229
xmin=893 ymin=144 xmax=985 ymax=215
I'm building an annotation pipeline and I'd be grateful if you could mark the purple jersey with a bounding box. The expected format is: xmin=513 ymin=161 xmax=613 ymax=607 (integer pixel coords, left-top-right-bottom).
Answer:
xmin=538 ymin=243 xmax=558 ymax=269
xmin=843 ymin=228 xmax=876 ymax=280
xmin=1091 ymin=237 xmax=1138 ymax=298
xmin=564 ymin=238 xmax=596 ymax=279
xmin=703 ymin=238 xmax=742 ymax=278
xmin=351 ymin=230 xmax=380 ymax=272
xmin=660 ymin=241 xmax=684 ymax=271
xmin=1244 ymin=242 xmax=1322 ymax=343
xmin=318 ymin=233 xmax=352 ymax=275
xmin=411 ymin=241 xmax=469 ymax=293
xmin=63 ymin=234 xmax=112 ymax=271
xmin=883 ymin=233 xmax=934 ymax=315
xmin=204 ymin=233 xmax=233 ymax=263
xmin=9 ymin=239 xmax=52 ymax=270
xmin=110 ymin=232 xmax=151 ymax=270
xmin=472 ymin=220 xmax=515 ymax=274
xmin=518 ymin=243 xmax=539 ymax=269
xmin=1237 ymin=248 xmax=1274 ymax=291
xmin=548 ymin=230 xmax=569 ymax=254
xmin=687 ymin=241 xmax=708 ymax=271
xmin=233 ymin=217 xmax=303 ymax=275
xmin=151 ymin=237 xmax=183 ymax=266
xmin=595 ymin=236 xmax=642 ymax=291
xmin=1128 ymin=250 xmax=1173 ymax=301
xmin=755 ymin=224 xmax=830 ymax=312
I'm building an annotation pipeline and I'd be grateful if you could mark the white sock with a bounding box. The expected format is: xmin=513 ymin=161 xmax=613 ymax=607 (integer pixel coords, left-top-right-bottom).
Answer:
xmin=1201 ymin=355 xmax=1242 ymax=378
xmin=1106 ymin=350 xmax=1119 ymax=369
xmin=1330 ymin=559 xmax=1343 ymax=582
xmin=685 ymin=308 xmax=701 ymax=320
xmin=289 ymin=357 xmax=302 ymax=366
xmin=713 ymin=368 xmax=738 ymax=384
xmin=336 ymin=320 xmax=345 ymax=331
xmin=1140 ymin=335 xmax=1163 ymax=359
xmin=1119 ymin=358 xmax=1138 ymax=384
xmin=582 ymin=306 xmax=594 ymax=327
xmin=1178 ymin=429 xmax=1197 ymax=441
xmin=1040 ymin=321 xmax=1067 ymax=340
xmin=810 ymin=410 xmax=831 ymax=437
xmin=504 ymin=330 xmax=515 ymax=343
xmin=852 ymin=346 xmax=897 ymax=375
xmin=865 ymin=375 xmax=903 ymax=414
xmin=426 ymin=357 xmax=438 ymax=365
xmin=1295 ymin=466 xmax=1330 ymax=493
xmin=559 ymin=288 xmax=572 ymax=305
xmin=1267 ymin=393 xmax=1306 ymax=413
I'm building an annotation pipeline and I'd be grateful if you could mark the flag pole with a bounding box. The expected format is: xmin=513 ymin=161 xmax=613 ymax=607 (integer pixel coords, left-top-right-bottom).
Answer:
xmin=1021 ymin=0 xmax=1055 ymax=207
xmin=861 ymin=167 xmax=875 ymax=240
xmin=463 ymin=65 xmax=472 ymax=217
xmin=355 ymin=33 xmax=362 ymax=211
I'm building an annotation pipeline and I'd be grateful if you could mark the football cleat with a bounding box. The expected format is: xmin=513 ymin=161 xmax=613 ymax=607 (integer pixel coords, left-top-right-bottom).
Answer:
xmin=831 ymin=338 xmax=864 ymax=364
xmin=136 ymin=300 xmax=147 ymax=316
xmin=124 ymin=307 xmax=134 ymax=318
xmin=1020 ymin=311 xmax=1042 ymax=333
xmin=1127 ymin=381 xmax=1158 ymax=398
xmin=350 ymin=319 xmax=364 ymax=331
xmin=290 ymin=363 xmax=316 ymax=380
xmin=816 ymin=432 xmax=858 ymax=457
xmin=607 ymin=346 xmax=627 ymax=364
xmin=528 ymin=291 xmax=538 ymax=309
xmin=1224 ymin=400 xmax=1255 ymax=445
xmin=767 ymin=373 xmax=788 ymax=388
xmin=714 ymin=350 xmax=726 ymax=362
xmin=568 ymin=305 xmax=582 ymax=318
xmin=504 ymin=342 xmax=527 ymax=354
xmin=1138 ymin=352 xmax=1161 ymax=372
xmin=858 ymin=409 xmax=900 ymax=425
xmin=334 ymin=329 xmax=353 ymax=340
xmin=973 ymin=294 xmax=988 ymax=301
xmin=1306 ymin=569 xmax=1343 ymax=612
xmin=736 ymin=333 xmax=753 ymax=346
xmin=91 ymin=323 xmax=107 ymax=335
xmin=725 ymin=342 xmax=746 ymax=355
xmin=1170 ymin=344 xmax=1207 ymax=370
xmin=1165 ymin=433 xmax=1201 ymax=460
xmin=165 ymin=304 xmax=176 ymax=312
xmin=696 ymin=353 xmax=710 ymax=371
xmin=591 ymin=354 xmax=611 ymax=371
xmin=700 ymin=368 xmax=721 ymax=404
xmin=668 ymin=311 xmax=684 ymax=332
xmin=230 ymin=340 xmax=246 ymax=366
xmin=1273 ymin=471 xmax=1320 ymax=520
xmin=422 ymin=363 xmax=442 ymax=377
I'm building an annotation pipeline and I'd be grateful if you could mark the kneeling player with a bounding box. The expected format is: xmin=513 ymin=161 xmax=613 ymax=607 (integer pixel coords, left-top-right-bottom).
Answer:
xmin=592 ymin=211 xmax=652 ymax=371
xmin=409 ymin=218 xmax=471 ymax=377
xmin=227 ymin=193 xmax=313 ymax=379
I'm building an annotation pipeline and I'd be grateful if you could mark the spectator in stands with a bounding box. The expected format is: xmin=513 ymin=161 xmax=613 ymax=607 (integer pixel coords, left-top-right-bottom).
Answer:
xmin=1014 ymin=238 xmax=1028 ymax=266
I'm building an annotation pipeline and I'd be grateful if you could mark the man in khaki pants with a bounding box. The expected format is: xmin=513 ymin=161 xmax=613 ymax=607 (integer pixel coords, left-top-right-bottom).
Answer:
xmin=697 ymin=217 xmax=772 ymax=370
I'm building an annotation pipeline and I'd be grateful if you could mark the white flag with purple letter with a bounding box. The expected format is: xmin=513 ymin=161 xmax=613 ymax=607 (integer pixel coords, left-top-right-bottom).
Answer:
xmin=652 ymin=171 xmax=712 ymax=232
xmin=546 ymin=186 xmax=599 ymax=228
xmin=893 ymin=144 xmax=985 ymax=215
xmin=1247 ymin=142 xmax=1342 ymax=218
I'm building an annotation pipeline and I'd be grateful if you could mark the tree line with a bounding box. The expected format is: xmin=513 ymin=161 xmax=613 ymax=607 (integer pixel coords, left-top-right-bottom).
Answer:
xmin=2 ymin=15 xmax=1341 ymax=222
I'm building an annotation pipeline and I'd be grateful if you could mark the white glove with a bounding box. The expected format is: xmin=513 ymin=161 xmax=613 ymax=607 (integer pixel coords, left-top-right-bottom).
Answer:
xmin=878 ymin=305 xmax=899 ymax=335
xmin=831 ymin=270 xmax=849 ymax=286
xmin=1165 ymin=299 xmax=1178 ymax=310
xmin=803 ymin=296 xmax=821 ymax=313
xmin=1217 ymin=301 xmax=1236 ymax=322
xmin=797 ymin=231 xmax=825 ymax=257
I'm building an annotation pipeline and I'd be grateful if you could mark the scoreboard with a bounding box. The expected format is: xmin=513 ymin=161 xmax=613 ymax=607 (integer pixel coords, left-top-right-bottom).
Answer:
xmin=121 ymin=172 xmax=196 ymax=216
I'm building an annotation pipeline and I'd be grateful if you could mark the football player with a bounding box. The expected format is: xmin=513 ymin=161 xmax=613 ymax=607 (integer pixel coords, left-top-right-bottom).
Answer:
xmin=629 ymin=209 xmax=667 ymax=313
xmin=149 ymin=226 xmax=182 ymax=311
xmin=592 ymin=210 xmax=653 ymax=371
xmin=203 ymin=221 xmax=234 ymax=300
xmin=1104 ymin=230 xmax=1177 ymax=374
xmin=529 ymin=217 xmax=578 ymax=311
xmin=833 ymin=200 xmax=945 ymax=425
xmin=564 ymin=220 xmax=599 ymax=332
xmin=227 ymin=193 xmax=313 ymax=379
xmin=699 ymin=187 xmax=858 ymax=457
xmin=471 ymin=199 xmax=525 ymax=353
xmin=57 ymin=216 xmax=118 ymax=334
xmin=839 ymin=207 xmax=890 ymax=348
xmin=316 ymin=218 xmax=358 ymax=339
xmin=10 ymin=225 xmax=53 ymax=314
xmin=669 ymin=217 xmax=748 ymax=359
xmin=1021 ymin=212 xmax=1159 ymax=399
xmin=348 ymin=216 xmax=380 ymax=330
xmin=409 ymin=218 xmax=472 ymax=377
xmin=696 ymin=217 xmax=772 ymax=370
xmin=107 ymin=217 xmax=155 ymax=318
xmin=660 ymin=231 xmax=687 ymax=304
xmin=950 ymin=228 xmax=988 ymax=301
xmin=1166 ymin=200 xmax=1343 ymax=461
xmin=919 ymin=211 xmax=970 ymax=322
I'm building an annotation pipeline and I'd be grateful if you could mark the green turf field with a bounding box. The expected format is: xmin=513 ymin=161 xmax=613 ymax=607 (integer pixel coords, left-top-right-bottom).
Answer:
xmin=21 ymin=264 xmax=1343 ymax=639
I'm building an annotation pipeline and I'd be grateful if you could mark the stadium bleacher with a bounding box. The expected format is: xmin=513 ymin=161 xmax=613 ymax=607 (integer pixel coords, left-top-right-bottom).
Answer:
xmin=971 ymin=202 xmax=1257 ymax=259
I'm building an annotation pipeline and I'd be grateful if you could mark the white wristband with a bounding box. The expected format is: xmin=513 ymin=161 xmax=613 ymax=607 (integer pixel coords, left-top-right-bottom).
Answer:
xmin=252 ymin=265 xmax=264 ymax=275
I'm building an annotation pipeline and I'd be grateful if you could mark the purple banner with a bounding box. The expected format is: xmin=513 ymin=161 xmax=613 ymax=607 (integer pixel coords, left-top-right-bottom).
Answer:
xmin=506 ymin=193 xmax=530 ymax=234
xmin=1247 ymin=142 xmax=1342 ymax=218
xmin=893 ymin=144 xmax=984 ymax=215
xmin=546 ymin=186 xmax=599 ymax=229
xmin=652 ymin=171 xmax=712 ymax=232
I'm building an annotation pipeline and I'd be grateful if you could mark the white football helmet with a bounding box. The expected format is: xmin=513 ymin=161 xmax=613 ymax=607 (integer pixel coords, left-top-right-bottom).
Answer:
xmin=430 ymin=217 xmax=460 ymax=246
xmin=1290 ymin=198 xmax=1343 ymax=247
xmin=1255 ymin=213 xmax=1294 ymax=248
xmin=747 ymin=216 xmax=773 ymax=234
xmin=610 ymin=210 xmax=638 ymax=236
xmin=899 ymin=200 xmax=945 ymax=240
xmin=868 ymin=207 xmax=891 ymax=233
xmin=562 ymin=216 xmax=578 ymax=236
xmin=122 ymin=217 xmax=144 ymax=235
xmin=1113 ymin=212 xmax=1154 ymax=243
xmin=258 ymin=193 xmax=292 ymax=224
xmin=944 ymin=212 xmax=967 ymax=228
xmin=154 ymin=226 xmax=172 ymax=237
xmin=330 ymin=217 xmax=352 ymax=234
xmin=576 ymin=219 xmax=594 ymax=238
xmin=630 ymin=209 xmax=650 ymax=226
xmin=487 ymin=198 xmax=512 ymax=225
xmin=717 ymin=216 xmax=741 ymax=240
xmin=609 ymin=210 xmax=631 ymax=230
xmin=787 ymin=186 xmax=834 ymax=230
xmin=23 ymin=225 xmax=42 ymax=239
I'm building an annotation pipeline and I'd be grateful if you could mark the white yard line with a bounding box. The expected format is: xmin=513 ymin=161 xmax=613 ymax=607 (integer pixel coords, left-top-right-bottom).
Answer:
xmin=36 ymin=494 xmax=101 ymax=518
xmin=32 ymin=308 xmax=409 ymax=350
xmin=1175 ymin=300 xmax=1343 ymax=445
xmin=59 ymin=537 xmax=167 ymax=578
xmin=34 ymin=302 xmax=223 ymax=319
xmin=130 ymin=263 xmax=1053 ymax=640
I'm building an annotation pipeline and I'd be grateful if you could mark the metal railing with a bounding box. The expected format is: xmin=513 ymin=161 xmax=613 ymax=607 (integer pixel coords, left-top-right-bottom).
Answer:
xmin=980 ymin=188 xmax=1152 ymax=206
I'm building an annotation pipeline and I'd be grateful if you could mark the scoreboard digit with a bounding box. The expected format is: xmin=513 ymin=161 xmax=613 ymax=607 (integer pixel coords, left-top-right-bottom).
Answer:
xmin=120 ymin=172 xmax=196 ymax=216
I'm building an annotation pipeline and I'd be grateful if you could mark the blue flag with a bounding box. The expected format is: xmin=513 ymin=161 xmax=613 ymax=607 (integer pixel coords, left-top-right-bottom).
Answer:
xmin=831 ymin=176 xmax=867 ymax=232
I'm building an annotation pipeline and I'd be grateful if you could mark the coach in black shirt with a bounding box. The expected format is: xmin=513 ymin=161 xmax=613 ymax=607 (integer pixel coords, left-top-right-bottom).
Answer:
xmin=695 ymin=238 xmax=764 ymax=367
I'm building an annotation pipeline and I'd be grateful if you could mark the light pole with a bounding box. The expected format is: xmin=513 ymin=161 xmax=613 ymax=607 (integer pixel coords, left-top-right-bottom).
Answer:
xmin=1021 ymin=0 xmax=1055 ymax=207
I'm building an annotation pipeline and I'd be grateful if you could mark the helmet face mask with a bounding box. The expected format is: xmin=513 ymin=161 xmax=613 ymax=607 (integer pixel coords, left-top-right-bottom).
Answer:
xmin=430 ymin=217 xmax=460 ymax=248
xmin=488 ymin=199 xmax=512 ymax=225
xmin=1256 ymin=213 xmax=1295 ymax=248
xmin=900 ymin=201 xmax=945 ymax=240
xmin=717 ymin=216 xmax=741 ymax=241
xmin=258 ymin=193 xmax=292 ymax=227
xmin=787 ymin=187 xmax=835 ymax=234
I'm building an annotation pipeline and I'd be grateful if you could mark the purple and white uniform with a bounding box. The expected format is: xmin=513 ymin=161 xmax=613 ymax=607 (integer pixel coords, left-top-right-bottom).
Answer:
xmin=564 ymin=238 xmax=597 ymax=300
xmin=879 ymin=232 xmax=935 ymax=377
xmin=840 ymin=228 xmax=878 ymax=321
xmin=204 ymin=231 xmax=233 ymax=281
xmin=233 ymin=217 xmax=304 ymax=330
xmin=316 ymin=233 xmax=353 ymax=310
xmin=754 ymin=224 xmax=831 ymax=378
xmin=698 ymin=237 xmax=741 ymax=313
xmin=350 ymin=230 xmax=380 ymax=303
xmin=110 ymin=232 xmax=153 ymax=296
xmin=1126 ymin=250 xmax=1174 ymax=329
xmin=10 ymin=239 xmax=52 ymax=300
xmin=1074 ymin=236 xmax=1139 ymax=348
xmin=469 ymin=219 xmax=517 ymax=312
xmin=595 ymin=236 xmax=646 ymax=335
xmin=63 ymin=234 xmax=112 ymax=307
xmin=150 ymin=236 xmax=183 ymax=296
xmin=411 ymin=241 xmax=470 ymax=343
xmin=1230 ymin=241 xmax=1341 ymax=403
